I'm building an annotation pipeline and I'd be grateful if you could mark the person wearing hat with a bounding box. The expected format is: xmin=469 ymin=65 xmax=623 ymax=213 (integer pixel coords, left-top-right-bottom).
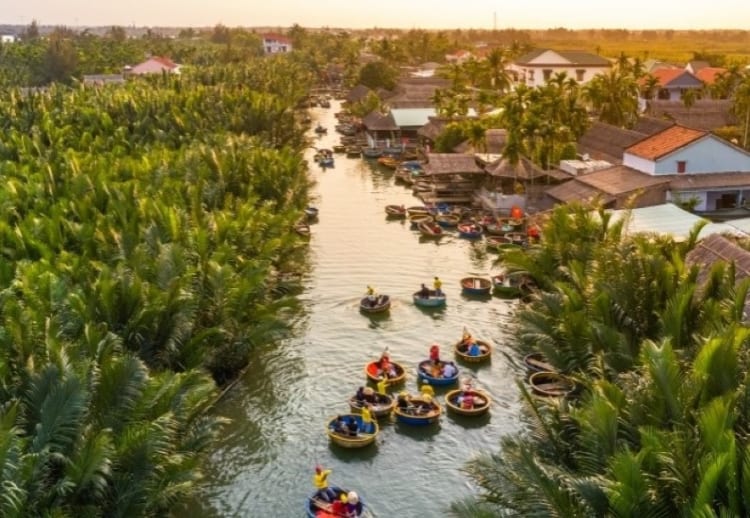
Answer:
xmin=433 ymin=276 xmax=443 ymax=296
xmin=313 ymin=465 xmax=336 ymax=502
xmin=346 ymin=491 xmax=363 ymax=516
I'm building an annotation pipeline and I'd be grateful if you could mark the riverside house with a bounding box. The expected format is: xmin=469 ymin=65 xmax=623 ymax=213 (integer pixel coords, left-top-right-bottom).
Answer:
xmin=509 ymin=49 xmax=611 ymax=87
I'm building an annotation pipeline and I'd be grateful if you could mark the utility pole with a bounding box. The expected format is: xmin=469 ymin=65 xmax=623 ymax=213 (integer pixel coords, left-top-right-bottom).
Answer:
xmin=493 ymin=11 xmax=497 ymax=31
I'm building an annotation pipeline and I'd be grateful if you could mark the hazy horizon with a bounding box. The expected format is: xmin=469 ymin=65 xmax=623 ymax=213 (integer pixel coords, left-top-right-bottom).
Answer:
xmin=3 ymin=0 xmax=750 ymax=31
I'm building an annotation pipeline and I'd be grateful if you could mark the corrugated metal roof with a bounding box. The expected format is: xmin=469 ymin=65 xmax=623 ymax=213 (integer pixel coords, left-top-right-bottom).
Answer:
xmin=607 ymin=203 xmax=740 ymax=240
xmin=391 ymin=108 xmax=437 ymax=128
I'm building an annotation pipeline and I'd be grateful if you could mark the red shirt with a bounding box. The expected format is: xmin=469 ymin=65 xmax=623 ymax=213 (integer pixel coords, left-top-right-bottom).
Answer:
xmin=331 ymin=500 xmax=346 ymax=515
xmin=429 ymin=345 xmax=440 ymax=362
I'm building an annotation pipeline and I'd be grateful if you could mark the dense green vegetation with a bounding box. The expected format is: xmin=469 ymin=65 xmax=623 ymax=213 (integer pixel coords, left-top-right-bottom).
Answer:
xmin=452 ymin=204 xmax=750 ymax=516
xmin=0 ymin=52 xmax=316 ymax=514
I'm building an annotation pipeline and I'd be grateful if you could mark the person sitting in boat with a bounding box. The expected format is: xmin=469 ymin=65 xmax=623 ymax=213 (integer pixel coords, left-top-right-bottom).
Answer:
xmin=331 ymin=493 xmax=348 ymax=516
xmin=397 ymin=391 xmax=411 ymax=412
xmin=429 ymin=343 xmax=441 ymax=364
xmin=362 ymin=386 xmax=376 ymax=403
xmin=433 ymin=276 xmax=443 ymax=296
xmin=332 ymin=415 xmax=348 ymax=435
xmin=468 ymin=341 xmax=482 ymax=356
xmin=441 ymin=362 xmax=457 ymax=379
xmin=418 ymin=283 xmax=430 ymax=299
xmin=345 ymin=491 xmax=363 ymax=517
xmin=345 ymin=416 xmax=359 ymax=437
xmin=378 ymin=351 xmax=395 ymax=379
xmin=461 ymin=391 xmax=475 ymax=409
xmin=354 ymin=386 xmax=367 ymax=403
xmin=420 ymin=384 xmax=435 ymax=402
xmin=461 ymin=329 xmax=474 ymax=346
xmin=313 ymin=465 xmax=336 ymax=502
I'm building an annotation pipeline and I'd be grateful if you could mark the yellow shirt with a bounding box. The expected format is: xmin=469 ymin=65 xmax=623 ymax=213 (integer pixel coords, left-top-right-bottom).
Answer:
xmin=376 ymin=378 xmax=388 ymax=395
xmin=433 ymin=279 xmax=442 ymax=290
xmin=314 ymin=469 xmax=331 ymax=489
xmin=361 ymin=406 xmax=372 ymax=424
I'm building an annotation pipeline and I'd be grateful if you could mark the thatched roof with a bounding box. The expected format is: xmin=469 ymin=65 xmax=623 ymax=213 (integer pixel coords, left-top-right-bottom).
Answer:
xmin=646 ymin=100 xmax=736 ymax=131
xmin=578 ymin=122 xmax=651 ymax=164
xmin=455 ymin=129 xmax=508 ymax=154
xmin=486 ymin=156 xmax=547 ymax=180
xmin=361 ymin=110 xmax=398 ymax=131
xmin=632 ymin=116 xmax=674 ymax=136
xmin=546 ymin=179 xmax=610 ymax=204
xmin=418 ymin=118 xmax=449 ymax=140
xmin=346 ymin=85 xmax=371 ymax=104
xmin=577 ymin=166 xmax=670 ymax=195
xmin=424 ymin=153 xmax=484 ymax=175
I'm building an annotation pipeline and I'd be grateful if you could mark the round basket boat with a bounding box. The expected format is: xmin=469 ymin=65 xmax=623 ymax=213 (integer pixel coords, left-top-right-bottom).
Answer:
xmin=393 ymin=396 xmax=442 ymax=426
xmin=416 ymin=360 xmax=460 ymax=386
xmin=306 ymin=486 xmax=367 ymax=518
xmin=454 ymin=339 xmax=492 ymax=363
xmin=460 ymin=277 xmax=492 ymax=296
xmin=444 ymin=388 xmax=491 ymax=416
xmin=326 ymin=414 xmax=378 ymax=448
xmin=364 ymin=360 xmax=406 ymax=385
xmin=529 ymin=371 xmax=576 ymax=398
xmin=523 ymin=352 xmax=556 ymax=374
xmin=348 ymin=392 xmax=395 ymax=418
xmin=413 ymin=290 xmax=446 ymax=307
xmin=359 ymin=295 xmax=391 ymax=313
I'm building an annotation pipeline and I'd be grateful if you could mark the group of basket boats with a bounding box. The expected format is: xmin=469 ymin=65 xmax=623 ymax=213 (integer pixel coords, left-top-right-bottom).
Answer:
xmin=326 ymin=337 xmax=494 ymax=451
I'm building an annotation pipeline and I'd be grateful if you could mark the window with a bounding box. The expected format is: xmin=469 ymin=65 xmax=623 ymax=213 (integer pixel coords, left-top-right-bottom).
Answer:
xmin=528 ymin=70 xmax=534 ymax=82
xmin=677 ymin=160 xmax=687 ymax=173
xmin=576 ymin=69 xmax=585 ymax=81
xmin=543 ymin=69 xmax=552 ymax=81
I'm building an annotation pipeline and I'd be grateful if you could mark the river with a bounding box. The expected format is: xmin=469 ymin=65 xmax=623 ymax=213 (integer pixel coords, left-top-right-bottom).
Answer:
xmin=189 ymin=101 xmax=523 ymax=517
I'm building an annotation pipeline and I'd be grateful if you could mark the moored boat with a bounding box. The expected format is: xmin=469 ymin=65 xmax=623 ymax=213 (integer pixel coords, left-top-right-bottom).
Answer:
xmin=393 ymin=394 xmax=442 ymax=426
xmin=492 ymin=271 xmax=532 ymax=298
xmin=529 ymin=371 xmax=576 ymax=398
xmin=435 ymin=213 xmax=460 ymax=228
xmin=385 ymin=204 xmax=407 ymax=218
xmin=445 ymin=388 xmax=491 ymax=416
xmin=359 ymin=294 xmax=391 ymax=313
xmin=406 ymin=205 xmax=431 ymax=216
xmin=364 ymin=360 xmax=406 ymax=384
xmin=361 ymin=147 xmax=382 ymax=159
xmin=412 ymin=289 xmax=446 ymax=307
xmin=349 ymin=392 xmax=395 ymax=418
xmin=418 ymin=221 xmax=443 ymax=238
xmin=417 ymin=359 xmax=460 ymax=386
xmin=486 ymin=235 xmax=522 ymax=253
xmin=332 ymin=144 xmax=346 ymax=153
xmin=314 ymin=124 xmax=327 ymax=134
xmin=345 ymin=146 xmax=362 ymax=157
xmin=457 ymin=222 xmax=483 ymax=239
xmin=294 ymin=222 xmax=311 ymax=238
xmin=408 ymin=214 xmax=433 ymax=227
xmin=454 ymin=338 xmax=492 ymax=363
xmin=377 ymin=156 xmax=400 ymax=169
xmin=326 ymin=414 xmax=378 ymax=448
xmin=304 ymin=207 xmax=319 ymax=220
xmin=460 ymin=276 xmax=492 ymax=296
xmin=523 ymin=352 xmax=556 ymax=374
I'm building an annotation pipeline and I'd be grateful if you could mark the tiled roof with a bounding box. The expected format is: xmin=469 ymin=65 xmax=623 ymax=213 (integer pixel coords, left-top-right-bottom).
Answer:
xmin=515 ymin=49 xmax=610 ymax=66
xmin=546 ymin=179 xmax=610 ymax=204
xmin=576 ymin=166 xmax=670 ymax=195
xmin=577 ymin=122 xmax=650 ymax=164
xmin=647 ymin=68 xmax=701 ymax=88
xmin=695 ymin=67 xmax=726 ymax=85
xmin=262 ymin=33 xmax=291 ymax=44
xmin=424 ymin=153 xmax=484 ymax=175
xmin=666 ymin=172 xmax=750 ymax=190
xmin=152 ymin=56 xmax=177 ymax=69
xmin=625 ymin=125 xmax=707 ymax=160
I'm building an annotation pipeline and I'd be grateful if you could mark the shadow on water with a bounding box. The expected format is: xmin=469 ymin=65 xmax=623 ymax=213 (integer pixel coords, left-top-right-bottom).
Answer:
xmin=393 ymin=422 xmax=442 ymax=440
xmin=328 ymin=442 xmax=381 ymax=462
xmin=446 ymin=412 xmax=492 ymax=429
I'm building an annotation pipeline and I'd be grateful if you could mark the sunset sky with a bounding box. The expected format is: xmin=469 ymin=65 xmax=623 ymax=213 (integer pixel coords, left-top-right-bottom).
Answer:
xmin=4 ymin=0 xmax=749 ymax=30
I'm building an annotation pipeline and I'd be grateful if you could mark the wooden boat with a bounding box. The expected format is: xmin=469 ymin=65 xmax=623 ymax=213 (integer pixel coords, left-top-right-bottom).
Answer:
xmin=486 ymin=235 xmax=522 ymax=253
xmin=345 ymin=146 xmax=362 ymax=157
xmin=319 ymin=156 xmax=335 ymax=168
xmin=377 ymin=156 xmax=400 ymax=169
xmin=523 ymin=352 xmax=556 ymax=374
xmin=408 ymin=214 xmax=433 ymax=226
xmin=361 ymin=147 xmax=382 ymax=159
xmin=306 ymin=486 xmax=366 ymax=518
xmin=349 ymin=392 xmax=395 ymax=418
xmin=454 ymin=338 xmax=492 ymax=363
xmin=445 ymin=388 xmax=491 ymax=416
xmin=314 ymin=125 xmax=327 ymax=134
xmin=393 ymin=395 xmax=442 ymax=426
xmin=304 ymin=207 xmax=319 ymax=220
xmin=412 ymin=290 xmax=446 ymax=307
xmin=460 ymin=277 xmax=492 ymax=296
xmin=505 ymin=231 xmax=527 ymax=245
xmin=406 ymin=205 xmax=431 ymax=216
xmin=417 ymin=360 xmax=459 ymax=386
xmin=492 ymin=272 xmax=531 ymax=298
xmin=529 ymin=371 xmax=576 ymax=398
xmin=457 ymin=223 xmax=483 ymax=239
xmin=294 ymin=222 xmax=311 ymax=238
xmin=418 ymin=221 xmax=443 ymax=238
xmin=435 ymin=213 xmax=460 ymax=228
xmin=385 ymin=204 xmax=407 ymax=218
xmin=364 ymin=360 xmax=406 ymax=384
xmin=359 ymin=294 xmax=390 ymax=313
xmin=332 ymin=144 xmax=346 ymax=153
xmin=326 ymin=414 xmax=378 ymax=448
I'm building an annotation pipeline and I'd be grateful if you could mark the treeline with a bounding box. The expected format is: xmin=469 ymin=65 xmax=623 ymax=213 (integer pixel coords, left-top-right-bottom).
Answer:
xmin=0 ymin=58 xmax=315 ymax=515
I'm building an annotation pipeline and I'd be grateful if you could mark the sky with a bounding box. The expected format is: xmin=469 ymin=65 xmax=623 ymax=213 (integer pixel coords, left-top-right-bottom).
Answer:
xmin=3 ymin=0 xmax=750 ymax=30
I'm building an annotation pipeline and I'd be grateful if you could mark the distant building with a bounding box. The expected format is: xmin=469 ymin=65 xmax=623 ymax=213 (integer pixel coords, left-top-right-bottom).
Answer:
xmin=261 ymin=33 xmax=292 ymax=54
xmin=1 ymin=34 xmax=16 ymax=43
xmin=509 ymin=49 xmax=611 ymax=88
xmin=128 ymin=56 xmax=180 ymax=75
xmin=643 ymin=68 xmax=702 ymax=101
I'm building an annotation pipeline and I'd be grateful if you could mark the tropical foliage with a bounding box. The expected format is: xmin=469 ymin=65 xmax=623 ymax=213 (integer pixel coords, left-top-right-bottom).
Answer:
xmin=454 ymin=202 xmax=750 ymax=516
xmin=0 ymin=55 xmax=314 ymax=514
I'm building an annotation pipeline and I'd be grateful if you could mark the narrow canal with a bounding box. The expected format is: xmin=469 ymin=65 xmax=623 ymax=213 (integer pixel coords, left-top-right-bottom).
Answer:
xmin=191 ymin=101 xmax=523 ymax=517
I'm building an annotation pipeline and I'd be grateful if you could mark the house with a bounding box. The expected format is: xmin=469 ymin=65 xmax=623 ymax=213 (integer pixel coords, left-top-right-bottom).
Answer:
xmin=361 ymin=111 xmax=399 ymax=149
xmin=1 ymin=34 xmax=16 ymax=44
xmin=577 ymin=121 xmax=667 ymax=165
xmin=509 ymin=49 xmax=611 ymax=88
xmin=445 ymin=50 xmax=473 ymax=64
xmin=345 ymin=84 xmax=372 ymax=105
xmin=128 ymin=56 xmax=180 ymax=75
xmin=644 ymin=68 xmax=702 ymax=101
xmin=694 ymin=67 xmax=726 ymax=87
xmin=261 ymin=33 xmax=292 ymax=54
xmin=685 ymin=60 xmax=711 ymax=74
xmin=644 ymin=99 xmax=735 ymax=132
xmin=548 ymin=124 xmax=750 ymax=212
xmin=420 ymin=153 xmax=485 ymax=204
xmin=383 ymin=76 xmax=450 ymax=109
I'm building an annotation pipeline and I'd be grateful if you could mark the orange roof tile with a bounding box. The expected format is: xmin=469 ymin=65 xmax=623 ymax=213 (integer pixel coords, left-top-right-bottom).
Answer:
xmin=152 ymin=56 xmax=177 ymax=69
xmin=647 ymin=68 xmax=687 ymax=87
xmin=695 ymin=67 xmax=726 ymax=85
xmin=625 ymin=125 xmax=707 ymax=160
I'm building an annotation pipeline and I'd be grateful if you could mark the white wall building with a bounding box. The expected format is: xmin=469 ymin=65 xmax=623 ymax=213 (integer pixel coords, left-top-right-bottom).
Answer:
xmin=509 ymin=49 xmax=611 ymax=88
xmin=261 ymin=33 xmax=292 ymax=54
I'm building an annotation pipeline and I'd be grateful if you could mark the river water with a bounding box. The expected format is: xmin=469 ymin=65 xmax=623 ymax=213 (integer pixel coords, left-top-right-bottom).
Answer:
xmin=190 ymin=101 xmax=523 ymax=517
